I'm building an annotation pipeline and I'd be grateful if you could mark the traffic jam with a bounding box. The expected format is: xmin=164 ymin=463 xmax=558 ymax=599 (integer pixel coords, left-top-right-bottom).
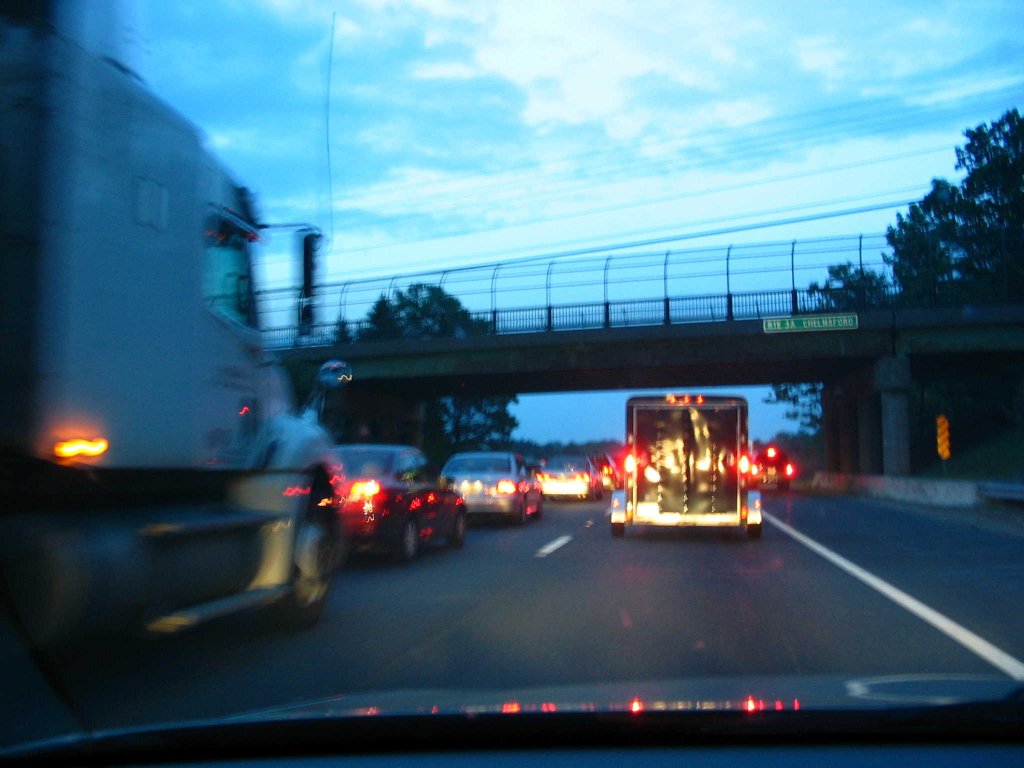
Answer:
xmin=324 ymin=395 xmax=798 ymax=562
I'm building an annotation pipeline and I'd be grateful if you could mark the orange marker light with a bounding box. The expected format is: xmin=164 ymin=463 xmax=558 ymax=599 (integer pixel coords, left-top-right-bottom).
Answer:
xmin=54 ymin=438 xmax=109 ymax=458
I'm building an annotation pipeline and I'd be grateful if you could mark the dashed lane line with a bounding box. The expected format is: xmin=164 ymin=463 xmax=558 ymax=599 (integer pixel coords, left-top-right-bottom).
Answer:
xmin=535 ymin=535 xmax=573 ymax=558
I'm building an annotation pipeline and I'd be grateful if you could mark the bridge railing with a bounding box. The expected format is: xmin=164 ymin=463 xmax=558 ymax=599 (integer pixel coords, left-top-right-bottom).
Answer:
xmin=264 ymin=286 xmax=897 ymax=349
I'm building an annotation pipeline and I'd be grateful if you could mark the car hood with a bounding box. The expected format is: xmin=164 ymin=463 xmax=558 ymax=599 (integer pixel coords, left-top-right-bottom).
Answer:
xmin=226 ymin=674 xmax=1019 ymax=719
xmin=5 ymin=675 xmax=1021 ymax=761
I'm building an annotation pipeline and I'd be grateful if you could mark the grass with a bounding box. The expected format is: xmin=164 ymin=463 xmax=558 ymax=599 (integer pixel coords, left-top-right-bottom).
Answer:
xmin=919 ymin=425 xmax=1024 ymax=481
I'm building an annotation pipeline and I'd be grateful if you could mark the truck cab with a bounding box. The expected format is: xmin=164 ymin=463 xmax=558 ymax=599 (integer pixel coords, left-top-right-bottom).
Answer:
xmin=0 ymin=3 xmax=345 ymax=644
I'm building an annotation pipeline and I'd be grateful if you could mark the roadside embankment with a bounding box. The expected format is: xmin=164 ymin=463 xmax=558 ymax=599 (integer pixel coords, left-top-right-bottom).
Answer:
xmin=810 ymin=472 xmax=983 ymax=507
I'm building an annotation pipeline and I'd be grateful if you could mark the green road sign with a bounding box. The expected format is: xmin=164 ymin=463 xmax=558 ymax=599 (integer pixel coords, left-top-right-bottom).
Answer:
xmin=763 ymin=313 xmax=858 ymax=333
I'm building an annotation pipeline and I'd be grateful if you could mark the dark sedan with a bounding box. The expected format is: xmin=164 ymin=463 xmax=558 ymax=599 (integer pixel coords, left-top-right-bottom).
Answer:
xmin=752 ymin=445 xmax=796 ymax=490
xmin=330 ymin=444 xmax=466 ymax=562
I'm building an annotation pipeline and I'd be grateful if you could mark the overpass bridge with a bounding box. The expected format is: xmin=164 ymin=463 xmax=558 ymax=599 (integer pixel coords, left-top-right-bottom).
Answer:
xmin=258 ymin=236 xmax=1024 ymax=477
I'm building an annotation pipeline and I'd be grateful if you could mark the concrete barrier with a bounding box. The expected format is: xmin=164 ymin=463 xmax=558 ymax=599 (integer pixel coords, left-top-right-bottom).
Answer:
xmin=811 ymin=471 xmax=980 ymax=507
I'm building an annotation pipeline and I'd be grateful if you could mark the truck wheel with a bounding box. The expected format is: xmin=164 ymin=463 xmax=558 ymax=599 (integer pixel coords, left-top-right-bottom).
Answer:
xmin=611 ymin=522 xmax=625 ymax=538
xmin=746 ymin=522 xmax=763 ymax=540
xmin=277 ymin=515 xmax=333 ymax=629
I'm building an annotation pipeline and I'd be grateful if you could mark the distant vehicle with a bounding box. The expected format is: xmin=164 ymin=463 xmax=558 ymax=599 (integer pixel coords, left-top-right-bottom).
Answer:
xmin=611 ymin=394 xmax=762 ymax=539
xmin=441 ymin=452 xmax=543 ymax=525
xmin=538 ymin=455 xmax=603 ymax=500
xmin=752 ymin=445 xmax=796 ymax=490
xmin=588 ymin=453 xmax=622 ymax=491
xmin=332 ymin=445 xmax=466 ymax=561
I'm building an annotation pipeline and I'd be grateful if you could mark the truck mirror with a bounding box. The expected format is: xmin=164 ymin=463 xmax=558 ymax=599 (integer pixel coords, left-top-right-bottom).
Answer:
xmin=318 ymin=360 xmax=352 ymax=389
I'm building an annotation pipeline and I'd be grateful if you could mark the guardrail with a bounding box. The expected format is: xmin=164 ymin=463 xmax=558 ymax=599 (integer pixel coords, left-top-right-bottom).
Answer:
xmin=978 ymin=482 xmax=1024 ymax=502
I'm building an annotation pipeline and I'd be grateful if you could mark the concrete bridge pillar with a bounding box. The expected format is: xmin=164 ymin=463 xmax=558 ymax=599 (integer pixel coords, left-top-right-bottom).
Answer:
xmin=857 ymin=394 xmax=883 ymax=475
xmin=874 ymin=356 xmax=912 ymax=476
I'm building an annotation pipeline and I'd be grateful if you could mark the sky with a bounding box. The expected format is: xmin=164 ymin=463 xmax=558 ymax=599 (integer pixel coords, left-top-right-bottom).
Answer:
xmin=119 ymin=0 xmax=1023 ymax=442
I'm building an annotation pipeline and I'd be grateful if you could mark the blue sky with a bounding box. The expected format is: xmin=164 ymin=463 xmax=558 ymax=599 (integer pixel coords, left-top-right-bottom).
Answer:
xmin=123 ymin=0 xmax=1023 ymax=442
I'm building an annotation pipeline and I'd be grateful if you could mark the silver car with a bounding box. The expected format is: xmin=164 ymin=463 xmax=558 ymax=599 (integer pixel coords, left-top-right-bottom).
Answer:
xmin=441 ymin=452 xmax=543 ymax=526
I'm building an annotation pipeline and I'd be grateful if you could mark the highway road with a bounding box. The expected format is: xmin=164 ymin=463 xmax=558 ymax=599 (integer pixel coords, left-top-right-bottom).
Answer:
xmin=32 ymin=492 xmax=1024 ymax=732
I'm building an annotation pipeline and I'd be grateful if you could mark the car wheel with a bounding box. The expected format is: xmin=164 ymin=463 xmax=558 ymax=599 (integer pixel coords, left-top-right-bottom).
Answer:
xmin=513 ymin=501 xmax=526 ymax=527
xmin=448 ymin=511 xmax=466 ymax=548
xmin=746 ymin=522 xmax=763 ymax=540
xmin=611 ymin=522 xmax=625 ymax=538
xmin=397 ymin=517 xmax=419 ymax=562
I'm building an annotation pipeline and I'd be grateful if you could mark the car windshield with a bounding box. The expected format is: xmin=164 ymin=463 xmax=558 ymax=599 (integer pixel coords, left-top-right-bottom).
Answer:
xmin=334 ymin=448 xmax=396 ymax=477
xmin=443 ymin=455 xmax=511 ymax=473
xmin=546 ymin=456 xmax=590 ymax=472
xmin=2 ymin=0 xmax=1023 ymax=759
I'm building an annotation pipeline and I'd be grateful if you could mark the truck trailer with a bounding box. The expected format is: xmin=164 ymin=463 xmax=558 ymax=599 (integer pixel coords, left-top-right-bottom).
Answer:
xmin=610 ymin=395 xmax=763 ymax=539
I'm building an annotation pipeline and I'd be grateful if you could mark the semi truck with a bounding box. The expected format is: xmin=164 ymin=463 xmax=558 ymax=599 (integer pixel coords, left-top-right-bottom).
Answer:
xmin=0 ymin=3 xmax=346 ymax=645
xmin=610 ymin=395 xmax=763 ymax=539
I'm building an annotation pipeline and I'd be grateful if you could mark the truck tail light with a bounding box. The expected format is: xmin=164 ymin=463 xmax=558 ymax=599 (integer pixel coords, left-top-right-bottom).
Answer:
xmin=54 ymin=437 xmax=109 ymax=458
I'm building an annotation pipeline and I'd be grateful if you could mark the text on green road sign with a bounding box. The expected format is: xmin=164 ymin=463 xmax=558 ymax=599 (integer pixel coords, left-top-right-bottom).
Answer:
xmin=763 ymin=314 xmax=859 ymax=333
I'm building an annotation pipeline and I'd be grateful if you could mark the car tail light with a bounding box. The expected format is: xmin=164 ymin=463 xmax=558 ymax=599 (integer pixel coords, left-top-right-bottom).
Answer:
xmin=350 ymin=479 xmax=381 ymax=500
xmin=750 ymin=464 xmax=759 ymax=476
xmin=624 ymin=454 xmax=637 ymax=474
xmin=766 ymin=446 xmax=777 ymax=458
xmin=496 ymin=479 xmax=517 ymax=495
xmin=537 ymin=472 xmax=550 ymax=482
xmin=785 ymin=463 xmax=795 ymax=477
xmin=576 ymin=473 xmax=589 ymax=483
xmin=602 ymin=465 xmax=612 ymax=475
xmin=738 ymin=454 xmax=750 ymax=474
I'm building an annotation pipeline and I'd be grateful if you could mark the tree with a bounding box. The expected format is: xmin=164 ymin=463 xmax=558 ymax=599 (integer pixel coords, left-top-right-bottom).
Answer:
xmin=886 ymin=108 xmax=1024 ymax=302
xmin=807 ymin=262 xmax=892 ymax=310
xmin=763 ymin=382 xmax=823 ymax=433
xmin=356 ymin=283 xmax=518 ymax=463
xmin=357 ymin=284 xmax=486 ymax=342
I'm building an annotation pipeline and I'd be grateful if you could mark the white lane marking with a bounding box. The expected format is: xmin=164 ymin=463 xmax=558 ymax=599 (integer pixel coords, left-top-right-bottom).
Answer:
xmin=764 ymin=511 xmax=1024 ymax=680
xmin=535 ymin=535 xmax=572 ymax=558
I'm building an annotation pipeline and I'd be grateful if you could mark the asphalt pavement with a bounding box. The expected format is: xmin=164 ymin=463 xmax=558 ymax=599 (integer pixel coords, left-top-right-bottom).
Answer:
xmin=32 ymin=491 xmax=1024 ymax=732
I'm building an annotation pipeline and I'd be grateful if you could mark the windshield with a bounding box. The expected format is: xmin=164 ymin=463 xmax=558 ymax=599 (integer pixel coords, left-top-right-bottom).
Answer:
xmin=546 ymin=456 xmax=591 ymax=472
xmin=2 ymin=0 xmax=1023 ymax=758
xmin=335 ymin=448 xmax=397 ymax=477
xmin=443 ymin=455 xmax=511 ymax=474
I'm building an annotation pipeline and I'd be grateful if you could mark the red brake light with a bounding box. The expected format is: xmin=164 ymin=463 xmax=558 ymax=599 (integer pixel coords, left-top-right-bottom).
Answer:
xmin=350 ymin=479 xmax=381 ymax=500
xmin=624 ymin=454 xmax=637 ymax=473
xmin=766 ymin=446 xmax=777 ymax=458
xmin=738 ymin=454 xmax=750 ymax=474
xmin=785 ymin=463 xmax=795 ymax=477
xmin=496 ymin=479 xmax=517 ymax=495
